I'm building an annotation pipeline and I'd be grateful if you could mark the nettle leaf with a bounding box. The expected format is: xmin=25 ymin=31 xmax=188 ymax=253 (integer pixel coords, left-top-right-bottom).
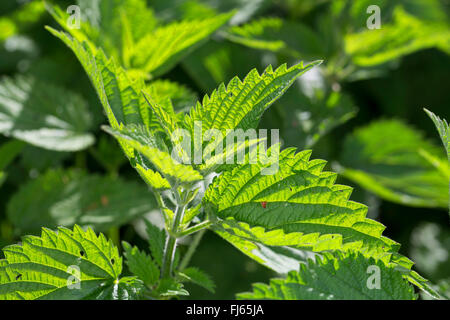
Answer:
xmin=130 ymin=12 xmax=234 ymax=77
xmin=237 ymin=252 xmax=417 ymax=300
xmin=204 ymin=147 xmax=402 ymax=263
xmin=274 ymin=71 xmax=358 ymax=148
xmin=225 ymin=17 xmax=324 ymax=59
xmin=345 ymin=7 xmax=450 ymax=67
xmin=0 ymin=225 xmax=142 ymax=300
xmin=47 ymin=27 xmax=172 ymax=190
xmin=177 ymin=267 xmax=216 ymax=293
xmin=0 ymin=76 xmax=94 ymax=151
xmin=104 ymin=125 xmax=203 ymax=186
xmin=146 ymin=79 xmax=197 ymax=113
xmin=122 ymin=241 xmax=159 ymax=287
xmin=48 ymin=2 xmax=233 ymax=78
xmin=425 ymin=109 xmax=450 ymax=162
xmin=185 ymin=60 xmax=321 ymax=136
xmin=47 ymin=0 xmax=158 ymax=67
xmin=183 ymin=61 xmax=321 ymax=172
xmin=425 ymin=109 xmax=450 ymax=213
xmin=182 ymin=39 xmax=263 ymax=93
xmin=145 ymin=220 xmax=166 ymax=268
xmin=7 ymin=169 xmax=156 ymax=234
xmin=339 ymin=119 xmax=449 ymax=209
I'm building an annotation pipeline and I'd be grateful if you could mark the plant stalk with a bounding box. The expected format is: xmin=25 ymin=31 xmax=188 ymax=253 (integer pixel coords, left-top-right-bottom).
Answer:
xmin=161 ymin=190 xmax=187 ymax=278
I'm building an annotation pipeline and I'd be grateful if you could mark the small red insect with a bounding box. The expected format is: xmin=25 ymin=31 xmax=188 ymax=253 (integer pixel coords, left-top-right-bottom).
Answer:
xmin=261 ymin=201 xmax=267 ymax=208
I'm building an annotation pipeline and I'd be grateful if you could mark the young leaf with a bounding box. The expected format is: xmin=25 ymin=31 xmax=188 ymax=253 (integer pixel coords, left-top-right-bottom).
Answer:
xmin=424 ymin=108 xmax=450 ymax=213
xmin=146 ymin=79 xmax=197 ymax=112
xmin=7 ymin=169 xmax=156 ymax=234
xmin=145 ymin=220 xmax=166 ymax=268
xmin=104 ymin=125 xmax=203 ymax=185
xmin=48 ymin=2 xmax=233 ymax=78
xmin=130 ymin=12 xmax=234 ymax=77
xmin=46 ymin=27 xmax=171 ymax=190
xmin=425 ymin=109 xmax=449 ymax=162
xmin=237 ymin=252 xmax=417 ymax=300
xmin=177 ymin=267 xmax=216 ymax=293
xmin=185 ymin=61 xmax=322 ymax=137
xmin=184 ymin=61 xmax=321 ymax=171
xmin=0 ymin=76 xmax=94 ymax=151
xmin=338 ymin=119 xmax=449 ymax=208
xmin=0 ymin=225 xmax=140 ymax=300
xmin=122 ymin=241 xmax=159 ymax=287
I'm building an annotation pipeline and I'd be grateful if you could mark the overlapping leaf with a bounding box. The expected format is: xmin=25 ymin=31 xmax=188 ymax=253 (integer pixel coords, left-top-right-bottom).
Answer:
xmin=0 ymin=225 xmax=143 ymax=300
xmin=7 ymin=169 xmax=156 ymax=234
xmin=104 ymin=125 xmax=203 ymax=185
xmin=237 ymin=252 xmax=417 ymax=300
xmin=225 ymin=17 xmax=324 ymax=59
xmin=425 ymin=109 xmax=450 ymax=213
xmin=204 ymin=147 xmax=401 ymax=262
xmin=345 ymin=7 xmax=450 ymax=67
xmin=47 ymin=1 xmax=233 ymax=78
xmin=339 ymin=119 xmax=449 ymax=208
xmin=47 ymin=27 xmax=172 ymax=190
xmin=0 ymin=76 xmax=94 ymax=151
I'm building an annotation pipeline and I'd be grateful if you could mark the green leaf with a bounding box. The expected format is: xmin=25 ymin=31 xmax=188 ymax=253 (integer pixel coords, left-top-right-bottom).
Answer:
xmin=182 ymin=39 xmax=262 ymax=92
xmin=48 ymin=2 xmax=233 ymax=78
xmin=104 ymin=125 xmax=203 ymax=186
xmin=46 ymin=27 xmax=171 ymax=190
xmin=177 ymin=267 xmax=215 ymax=293
xmin=185 ymin=61 xmax=321 ymax=137
xmin=345 ymin=7 xmax=450 ymax=67
xmin=425 ymin=109 xmax=450 ymax=162
xmin=0 ymin=76 xmax=94 ymax=151
xmin=7 ymin=169 xmax=156 ymax=234
xmin=130 ymin=12 xmax=234 ymax=77
xmin=0 ymin=225 xmax=140 ymax=300
xmin=425 ymin=108 xmax=450 ymax=213
xmin=183 ymin=61 xmax=321 ymax=171
xmin=338 ymin=119 xmax=449 ymax=208
xmin=237 ymin=252 xmax=417 ymax=300
xmin=122 ymin=241 xmax=159 ymax=287
xmin=225 ymin=17 xmax=324 ymax=59
xmin=145 ymin=220 xmax=166 ymax=268
xmin=47 ymin=0 xmax=158 ymax=68
xmin=205 ymin=147 xmax=400 ymax=261
xmin=275 ymin=76 xmax=358 ymax=148
xmin=0 ymin=139 xmax=25 ymax=170
xmin=145 ymin=79 xmax=197 ymax=112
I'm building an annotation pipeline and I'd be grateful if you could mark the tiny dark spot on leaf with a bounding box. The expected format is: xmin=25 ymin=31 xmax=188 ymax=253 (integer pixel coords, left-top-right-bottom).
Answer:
xmin=111 ymin=259 xmax=115 ymax=265
xmin=16 ymin=274 xmax=22 ymax=280
xmin=80 ymin=250 xmax=85 ymax=257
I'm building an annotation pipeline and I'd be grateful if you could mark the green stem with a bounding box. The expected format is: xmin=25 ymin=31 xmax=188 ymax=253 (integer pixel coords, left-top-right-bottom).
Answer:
xmin=176 ymin=220 xmax=212 ymax=238
xmin=179 ymin=229 xmax=206 ymax=271
xmin=161 ymin=189 xmax=187 ymax=278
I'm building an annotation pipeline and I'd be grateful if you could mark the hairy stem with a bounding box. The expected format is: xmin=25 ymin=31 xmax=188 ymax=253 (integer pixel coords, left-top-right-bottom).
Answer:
xmin=161 ymin=189 xmax=187 ymax=278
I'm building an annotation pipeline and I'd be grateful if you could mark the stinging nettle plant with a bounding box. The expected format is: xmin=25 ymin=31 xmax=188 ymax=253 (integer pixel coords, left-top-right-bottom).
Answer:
xmin=0 ymin=0 xmax=448 ymax=300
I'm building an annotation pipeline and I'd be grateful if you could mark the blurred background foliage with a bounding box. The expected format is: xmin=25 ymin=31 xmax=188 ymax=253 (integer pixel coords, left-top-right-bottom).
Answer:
xmin=0 ymin=0 xmax=449 ymax=299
